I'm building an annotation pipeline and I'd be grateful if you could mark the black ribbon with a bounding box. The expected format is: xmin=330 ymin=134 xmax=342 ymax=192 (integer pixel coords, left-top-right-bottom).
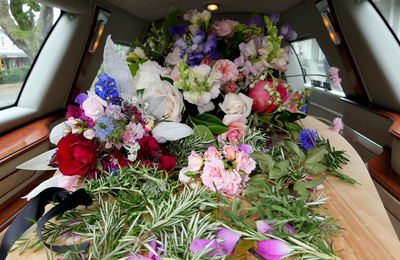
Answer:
xmin=0 ymin=187 xmax=92 ymax=260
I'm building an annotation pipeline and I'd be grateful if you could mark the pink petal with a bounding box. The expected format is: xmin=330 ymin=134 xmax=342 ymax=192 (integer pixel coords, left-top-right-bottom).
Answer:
xmin=58 ymin=175 xmax=81 ymax=191
xmin=257 ymin=239 xmax=292 ymax=260
xmin=189 ymin=239 xmax=224 ymax=256
xmin=305 ymin=178 xmax=325 ymax=191
xmin=215 ymin=228 xmax=241 ymax=255
xmin=256 ymin=220 xmax=272 ymax=234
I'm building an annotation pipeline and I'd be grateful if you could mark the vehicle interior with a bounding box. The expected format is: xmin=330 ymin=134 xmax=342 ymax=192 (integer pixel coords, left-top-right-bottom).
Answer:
xmin=0 ymin=0 xmax=399 ymax=247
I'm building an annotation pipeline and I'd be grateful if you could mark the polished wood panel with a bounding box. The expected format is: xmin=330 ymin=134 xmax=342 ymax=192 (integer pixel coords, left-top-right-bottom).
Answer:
xmin=368 ymin=149 xmax=400 ymax=202
xmin=0 ymin=170 xmax=54 ymax=232
xmin=0 ymin=112 xmax=64 ymax=166
xmin=1 ymin=117 xmax=399 ymax=259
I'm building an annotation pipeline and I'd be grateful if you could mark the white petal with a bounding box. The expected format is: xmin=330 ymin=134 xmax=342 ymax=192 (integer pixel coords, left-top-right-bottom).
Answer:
xmin=146 ymin=96 xmax=166 ymax=120
xmin=49 ymin=122 xmax=67 ymax=145
xmin=239 ymin=93 xmax=254 ymax=117
xmin=104 ymin=35 xmax=136 ymax=99
xmin=152 ymin=122 xmax=194 ymax=143
xmin=17 ymin=149 xmax=58 ymax=171
xmin=22 ymin=175 xmax=62 ymax=200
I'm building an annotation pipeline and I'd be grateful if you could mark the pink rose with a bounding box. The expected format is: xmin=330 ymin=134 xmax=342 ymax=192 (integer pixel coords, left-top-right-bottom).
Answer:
xmin=248 ymin=79 xmax=288 ymax=113
xmin=212 ymin=19 xmax=240 ymax=38
xmin=201 ymin=159 xmax=229 ymax=192
xmin=218 ymin=114 xmax=248 ymax=144
xmin=82 ymin=92 xmax=107 ymax=121
xmin=223 ymin=170 xmax=243 ymax=197
xmin=179 ymin=167 xmax=195 ymax=184
xmin=204 ymin=146 xmax=222 ymax=160
xmin=188 ymin=151 xmax=203 ymax=171
xmin=236 ymin=151 xmax=256 ymax=174
xmin=225 ymin=82 xmax=239 ymax=94
xmin=212 ymin=59 xmax=238 ymax=84
xmin=223 ymin=145 xmax=239 ymax=160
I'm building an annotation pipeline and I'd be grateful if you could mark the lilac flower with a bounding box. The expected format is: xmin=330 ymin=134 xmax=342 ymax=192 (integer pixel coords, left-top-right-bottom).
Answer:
xmin=298 ymin=129 xmax=317 ymax=150
xmin=330 ymin=117 xmax=344 ymax=133
xmin=237 ymin=144 xmax=254 ymax=155
xmin=94 ymin=73 xmax=119 ymax=104
xmin=94 ymin=116 xmax=116 ymax=141
xmin=257 ymin=239 xmax=292 ymax=260
xmin=75 ymin=93 xmax=88 ymax=105
xmin=247 ymin=15 xmax=265 ymax=28
xmin=168 ymin=24 xmax=186 ymax=35
xmin=268 ymin=14 xmax=280 ymax=25
xmin=278 ymin=24 xmax=292 ymax=39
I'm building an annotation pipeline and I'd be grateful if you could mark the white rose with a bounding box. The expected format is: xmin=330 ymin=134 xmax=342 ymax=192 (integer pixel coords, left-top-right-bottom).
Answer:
xmin=143 ymin=81 xmax=184 ymax=122
xmin=133 ymin=47 xmax=146 ymax=59
xmin=165 ymin=47 xmax=182 ymax=66
xmin=134 ymin=61 xmax=171 ymax=90
xmin=219 ymin=93 xmax=253 ymax=117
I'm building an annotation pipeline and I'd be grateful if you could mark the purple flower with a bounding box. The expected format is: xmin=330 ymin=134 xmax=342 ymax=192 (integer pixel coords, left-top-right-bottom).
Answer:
xmin=330 ymin=117 xmax=344 ymax=133
xmin=94 ymin=116 xmax=116 ymax=141
xmin=190 ymin=228 xmax=241 ymax=256
xmin=168 ymin=24 xmax=186 ymax=35
xmin=190 ymin=239 xmax=224 ymax=256
xmin=192 ymin=30 xmax=205 ymax=44
xmin=175 ymin=38 xmax=187 ymax=49
xmin=278 ymin=24 xmax=292 ymax=39
xmin=237 ymin=144 xmax=254 ymax=155
xmin=256 ymin=220 xmax=296 ymax=235
xmin=298 ymin=129 xmax=317 ymax=150
xmin=247 ymin=16 xmax=265 ymax=28
xmin=66 ymin=105 xmax=83 ymax=120
xmin=288 ymin=30 xmax=298 ymax=41
xmin=215 ymin=228 xmax=241 ymax=255
xmin=94 ymin=73 xmax=119 ymax=104
xmin=75 ymin=93 xmax=88 ymax=105
xmin=268 ymin=14 xmax=280 ymax=25
xmin=300 ymin=105 xmax=307 ymax=113
xmin=257 ymin=239 xmax=292 ymax=260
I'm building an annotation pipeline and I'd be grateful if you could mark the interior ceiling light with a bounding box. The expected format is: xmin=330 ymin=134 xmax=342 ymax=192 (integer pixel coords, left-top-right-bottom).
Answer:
xmin=89 ymin=8 xmax=111 ymax=53
xmin=316 ymin=0 xmax=341 ymax=46
xmin=207 ymin=3 xmax=219 ymax=11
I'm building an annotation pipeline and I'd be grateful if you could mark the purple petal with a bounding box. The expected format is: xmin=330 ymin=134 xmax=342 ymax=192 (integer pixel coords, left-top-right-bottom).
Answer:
xmin=190 ymin=239 xmax=224 ymax=256
xmin=75 ymin=93 xmax=88 ymax=105
xmin=256 ymin=220 xmax=272 ymax=234
xmin=237 ymin=144 xmax=254 ymax=155
xmin=283 ymin=223 xmax=296 ymax=235
xmin=288 ymin=30 xmax=298 ymax=41
xmin=257 ymin=239 xmax=292 ymax=260
xmin=278 ymin=24 xmax=292 ymax=39
xmin=268 ymin=14 xmax=280 ymax=25
xmin=215 ymin=228 xmax=241 ymax=255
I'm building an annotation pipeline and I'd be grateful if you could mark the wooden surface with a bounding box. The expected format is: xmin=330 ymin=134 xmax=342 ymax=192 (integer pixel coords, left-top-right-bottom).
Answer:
xmin=1 ymin=117 xmax=400 ymax=259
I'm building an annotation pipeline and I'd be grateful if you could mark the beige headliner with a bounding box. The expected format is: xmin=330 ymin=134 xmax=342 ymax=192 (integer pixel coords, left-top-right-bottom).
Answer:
xmin=104 ymin=0 xmax=303 ymax=21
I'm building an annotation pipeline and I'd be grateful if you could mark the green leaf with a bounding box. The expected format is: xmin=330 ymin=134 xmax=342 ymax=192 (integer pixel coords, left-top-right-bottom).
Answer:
xmin=284 ymin=121 xmax=303 ymax=132
xmin=231 ymin=239 xmax=256 ymax=256
xmin=286 ymin=140 xmax=305 ymax=161
xmin=294 ymin=176 xmax=326 ymax=200
xmin=250 ymin=152 xmax=275 ymax=173
xmin=160 ymin=75 xmax=173 ymax=84
xmin=193 ymin=125 xmax=217 ymax=146
xmin=162 ymin=8 xmax=180 ymax=45
xmin=193 ymin=113 xmax=229 ymax=134
xmin=328 ymin=170 xmax=360 ymax=184
xmin=305 ymin=146 xmax=327 ymax=164
xmin=269 ymin=160 xmax=290 ymax=179
xmin=184 ymin=171 xmax=199 ymax=177
xmin=128 ymin=62 xmax=140 ymax=77
xmin=305 ymin=162 xmax=328 ymax=174
xmin=247 ymin=174 xmax=267 ymax=185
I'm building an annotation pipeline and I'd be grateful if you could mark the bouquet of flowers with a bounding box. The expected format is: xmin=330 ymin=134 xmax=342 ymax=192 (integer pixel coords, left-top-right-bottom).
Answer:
xmin=13 ymin=8 xmax=356 ymax=260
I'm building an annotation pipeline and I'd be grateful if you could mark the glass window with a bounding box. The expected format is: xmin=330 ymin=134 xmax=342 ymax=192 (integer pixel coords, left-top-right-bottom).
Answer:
xmin=0 ymin=4 xmax=61 ymax=108
xmin=291 ymin=38 xmax=343 ymax=91
xmin=371 ymin=0 xmax=400 ymax=39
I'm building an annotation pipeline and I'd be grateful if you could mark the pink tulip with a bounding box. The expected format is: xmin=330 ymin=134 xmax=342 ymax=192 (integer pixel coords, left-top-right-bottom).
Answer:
xmin=257 ymin=239 xmax=292 ymax=260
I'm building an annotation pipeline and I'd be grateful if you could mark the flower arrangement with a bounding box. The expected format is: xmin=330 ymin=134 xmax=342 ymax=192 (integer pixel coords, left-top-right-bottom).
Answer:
xmin=14 ymin=8 xmax=357 ymax=260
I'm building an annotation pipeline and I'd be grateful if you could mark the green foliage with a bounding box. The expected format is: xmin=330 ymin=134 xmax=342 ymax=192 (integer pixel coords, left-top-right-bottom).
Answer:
xmin=10 ymin=0 xmax=39 ymax=31
xmin=0 ymin=66 xmax=29 ymax=84
xmin=192 ymin=113 xmax=228 ymax=134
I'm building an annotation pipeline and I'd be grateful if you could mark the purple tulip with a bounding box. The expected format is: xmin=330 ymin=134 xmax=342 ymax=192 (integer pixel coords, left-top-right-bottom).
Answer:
xmin=215 ymin=228 xmax=241 ymax=255
xmin=257 ymin=239 xmax=292 ymax=260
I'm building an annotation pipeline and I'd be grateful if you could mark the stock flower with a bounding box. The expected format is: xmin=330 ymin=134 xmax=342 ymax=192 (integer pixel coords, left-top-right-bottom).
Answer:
xmin=212 ymin=19 xmax=240 ymax=38
xmin=123 ymin=122 xmax=146 ymax=145
xmin=66 ymin=105 xmax=82 ymax=119
xmin=331 ymin=117 xmax=344 ymax=133
xmin=257 ymin=239 xmax=292 ymax=260
xmin=165 ymin=47 xmax=182 ymax=66
xmin=298 ymin=129 xmax=317 ymax=150
xmin=219 ymin=93 xmax=253 ymax=117
xmin=56 ymin=134 xmax=97 ymax=177
xmin=247 ymin=15 xmax=265 ymax=28
xmin=105 ymin=104 xmax=124 ymax=120
xmin=212 ymin=59 xmax=238 ymax=84
xmin=218 ymin=114 xmax=248 ymax=143
xmin=75 ymin=93 xmax=88 ymax=104
xmin=239 ymin=40 xmax=257 ymax=58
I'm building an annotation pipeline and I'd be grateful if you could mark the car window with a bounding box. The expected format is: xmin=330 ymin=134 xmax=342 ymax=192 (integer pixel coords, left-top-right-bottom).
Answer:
xmin=291 ymin=38 xmax=343 ymax=92
xmin=0 ymin=3 xmax=61 ymax=109
xmin=371 ymin=0 xmax=400 ymax=40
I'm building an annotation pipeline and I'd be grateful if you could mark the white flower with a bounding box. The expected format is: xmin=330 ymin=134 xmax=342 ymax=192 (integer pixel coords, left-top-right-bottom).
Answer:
xmin=143 ymin=81 xmax=184 ymax=122
xmin=165 ymin=47 xmax=182 ymax=66
xmin=198 ymin=102 xmax=215 ymax=113
xmin=239 ymin=40 xmax=257 ymax=58
xmin=133 ymin=47 xmax=146 ymax=59
xmin=219 ymin=93 xmax=253 ymax=117
xmin=191 ymin=64 xmax=211 ymax=78
xmin=134 ymin=61 xmax=171 ymax=90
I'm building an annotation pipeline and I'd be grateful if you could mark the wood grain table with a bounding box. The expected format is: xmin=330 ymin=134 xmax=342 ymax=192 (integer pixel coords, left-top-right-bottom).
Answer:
xmin=1 ymin=117 xmax=400 ymax=259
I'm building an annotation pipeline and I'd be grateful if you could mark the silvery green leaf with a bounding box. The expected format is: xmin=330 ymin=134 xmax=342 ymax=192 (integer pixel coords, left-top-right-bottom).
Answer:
xmin=22 ymin=175 xmax=62 ymax=200
xmin=146 ymin=96 xmax=166 ymax=120
xmin=104 ymin=35 xmax=136 ymax=99
xmin=49 ymin=121 xmax=67 ymax=145
xmin=17 ymin=148 xmax=57 ymax=171
xmin=152 ymin=122 xmax=194 ymax=143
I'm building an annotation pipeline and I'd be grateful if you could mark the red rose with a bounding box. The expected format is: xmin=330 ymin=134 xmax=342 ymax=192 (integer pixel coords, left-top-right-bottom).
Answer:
xmin=249 ymin=79 xmax=288 ymax=113
xmin=158 ymin=155 xmax=176 ymax=175
xmin=56 ymin=134 xmax=97 ymax=177
xmin=138 ymin=136 xmax=159 ymax=157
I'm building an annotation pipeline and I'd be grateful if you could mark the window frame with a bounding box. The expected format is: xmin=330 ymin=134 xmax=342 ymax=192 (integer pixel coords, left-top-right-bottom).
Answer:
xmin=0 ymin=10 xmax=63 ymax=111
xmin=368 ymin=0 xmax=400 ymax=46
